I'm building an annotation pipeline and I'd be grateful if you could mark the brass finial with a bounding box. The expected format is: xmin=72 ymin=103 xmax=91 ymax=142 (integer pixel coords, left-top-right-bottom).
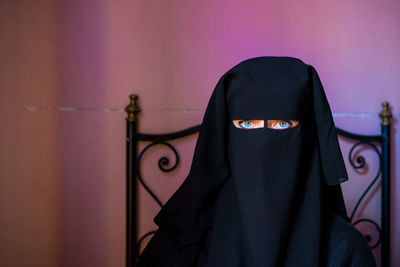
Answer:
xmin=379 ymin=101 xmax=392 ymax=126
xmin=125 ymin=94 xmax=140 ymax=122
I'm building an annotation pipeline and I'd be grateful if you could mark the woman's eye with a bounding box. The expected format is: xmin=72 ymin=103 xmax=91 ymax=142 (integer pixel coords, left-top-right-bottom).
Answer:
xmin=277 ymin=120 xmax=290 ymax=129
xmin=232 ymin=120 xmax=264 ymax=129
xmin=267 ymin=120 xmax=299 ymax=130
xmin=240 ymin=120 xmax=253 ymax=128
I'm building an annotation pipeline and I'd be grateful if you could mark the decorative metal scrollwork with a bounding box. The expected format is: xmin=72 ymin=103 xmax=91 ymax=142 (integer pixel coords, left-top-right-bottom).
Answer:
xmin=136 ymin=141 xmax=180 ymax=208
xmin=133 ymin=126 xmax=201 ymax=261
xmin=352 ymin=219 xmax=381 ymax=249
xmin=136 ymin=230 xmax=157 ymax=258
xmin=346 ymin=140 xmax=383 ymax=248
xmin=135 ymin=140 xmax=186 ymax=258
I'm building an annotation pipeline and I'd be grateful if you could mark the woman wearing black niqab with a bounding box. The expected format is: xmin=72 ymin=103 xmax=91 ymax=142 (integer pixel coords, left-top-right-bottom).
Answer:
xmin=136 ymin=56 xmax=376 ymax=267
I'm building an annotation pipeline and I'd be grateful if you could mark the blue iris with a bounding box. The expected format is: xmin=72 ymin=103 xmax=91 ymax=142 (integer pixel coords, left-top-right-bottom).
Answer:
xmin=278 ymin=121 xmax=290 ymax=129
xmin=243 ymin=121 xmax=252 ymax=128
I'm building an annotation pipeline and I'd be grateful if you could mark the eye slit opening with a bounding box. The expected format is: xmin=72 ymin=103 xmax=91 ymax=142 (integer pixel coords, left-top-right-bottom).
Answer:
xmin=232 ymin=119 xmax=264 ymax=129
xmin=266 ymin=120 xmax=300 ymax=130
xmin=232 ymin=119 xmax=300 ymax=130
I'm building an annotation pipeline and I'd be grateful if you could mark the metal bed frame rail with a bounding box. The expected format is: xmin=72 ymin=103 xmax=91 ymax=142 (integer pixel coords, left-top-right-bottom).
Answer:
xmin=125 ymin=94 xmax=392 ymax=267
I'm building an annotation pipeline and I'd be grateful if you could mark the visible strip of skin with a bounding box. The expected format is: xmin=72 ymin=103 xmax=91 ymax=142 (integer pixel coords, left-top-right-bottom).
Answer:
xmin=232 ymin=119 xmax=300 ymax=130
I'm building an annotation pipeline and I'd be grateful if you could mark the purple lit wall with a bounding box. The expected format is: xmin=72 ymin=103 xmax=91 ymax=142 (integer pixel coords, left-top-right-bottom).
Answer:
xmin=0 ymin=0 xmax=398 ymax=266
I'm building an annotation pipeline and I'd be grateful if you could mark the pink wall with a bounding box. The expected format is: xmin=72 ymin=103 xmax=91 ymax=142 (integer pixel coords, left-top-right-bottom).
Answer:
xmin=0 ymin=0 xmax=61 ymax=266
xmin=0 ymin=0 xmax=399 ymax=266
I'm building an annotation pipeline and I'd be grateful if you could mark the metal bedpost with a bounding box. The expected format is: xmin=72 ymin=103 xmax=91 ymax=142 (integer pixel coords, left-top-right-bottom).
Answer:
xmin=379 ymin=101 xmax=392 ymax=267
xmin=125 ymin=95 xmax=140 ymax=267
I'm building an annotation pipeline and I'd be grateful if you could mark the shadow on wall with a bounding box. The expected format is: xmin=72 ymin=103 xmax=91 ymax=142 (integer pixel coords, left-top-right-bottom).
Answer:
xmin=57 ymin=1 xmax=110 ymax=266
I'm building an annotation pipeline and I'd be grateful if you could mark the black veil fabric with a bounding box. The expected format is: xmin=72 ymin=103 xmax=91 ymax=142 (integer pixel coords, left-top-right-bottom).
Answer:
xmin=137 ymin=56 xmax=368 ymax=267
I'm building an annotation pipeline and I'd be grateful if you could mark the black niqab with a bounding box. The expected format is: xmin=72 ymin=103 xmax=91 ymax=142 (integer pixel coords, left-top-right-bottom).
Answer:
xmin=139 ymin=56 xmax=354 ymax=267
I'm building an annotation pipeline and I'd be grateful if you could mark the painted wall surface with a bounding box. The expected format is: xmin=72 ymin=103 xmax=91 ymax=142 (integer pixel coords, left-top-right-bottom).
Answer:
xmin=0 ymin=0 xmax=399 ymax=266
xmin=0 ymin=0 xmax=60 ymax=266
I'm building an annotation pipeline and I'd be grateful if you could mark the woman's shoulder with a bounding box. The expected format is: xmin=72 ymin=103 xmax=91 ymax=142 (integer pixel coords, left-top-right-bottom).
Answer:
xmin=328 ymin=213 xmax=364 ymax=244
xmin=324 ymin=213 xmax=377 ymax=267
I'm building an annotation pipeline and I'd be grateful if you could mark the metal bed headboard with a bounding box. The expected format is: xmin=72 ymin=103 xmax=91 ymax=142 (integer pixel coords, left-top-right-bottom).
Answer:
xmin=125 ymin=94 xmax=393 ymax=267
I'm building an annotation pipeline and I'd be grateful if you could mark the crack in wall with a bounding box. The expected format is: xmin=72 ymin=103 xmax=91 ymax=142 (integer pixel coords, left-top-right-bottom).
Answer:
xmin=23 ymin=106 xmax=399 ymax=118
xmin=23 ymin=106 xmax=205 ymax=113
